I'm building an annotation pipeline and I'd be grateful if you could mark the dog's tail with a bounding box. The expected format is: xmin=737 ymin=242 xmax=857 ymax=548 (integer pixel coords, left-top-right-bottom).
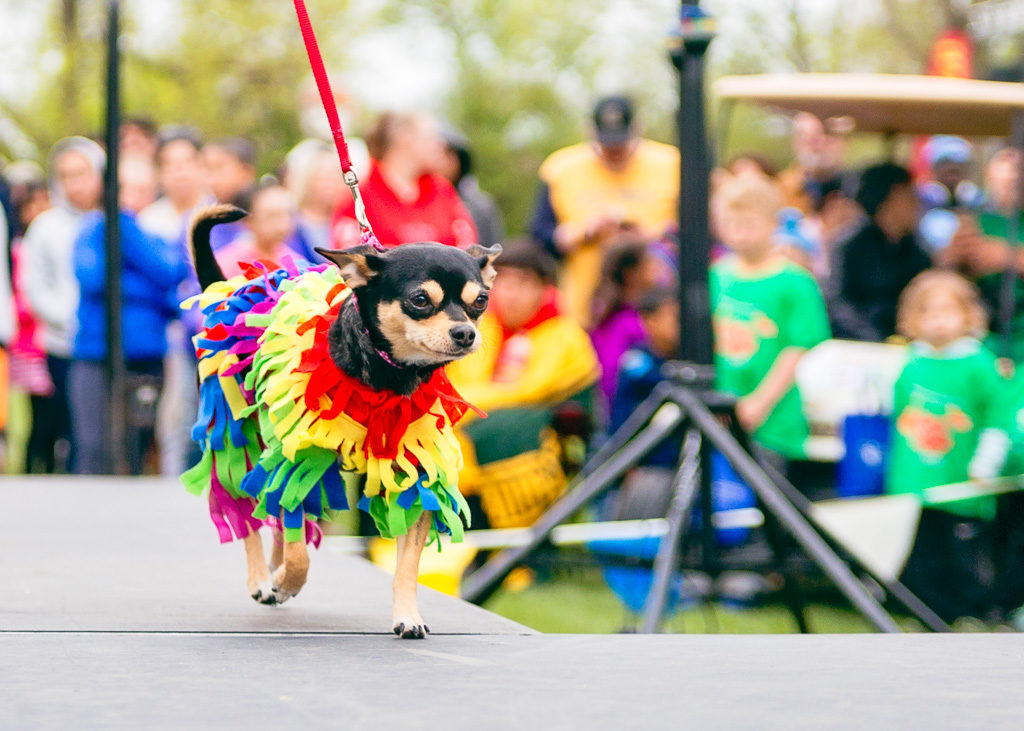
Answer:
xmin=189 ymin=204 xmax=247 ymax=290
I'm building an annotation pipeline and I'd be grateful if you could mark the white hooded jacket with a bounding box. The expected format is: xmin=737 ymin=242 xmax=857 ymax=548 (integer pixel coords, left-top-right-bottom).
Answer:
xmin=21 ymin=137 xmax=105 ymax=357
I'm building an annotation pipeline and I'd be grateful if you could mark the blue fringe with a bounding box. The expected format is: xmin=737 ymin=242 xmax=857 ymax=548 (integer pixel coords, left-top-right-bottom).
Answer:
xmin=191 ymin=268 xmax=299 ymax=451
xmin=359 ymin=473 xmax=458 ymax=537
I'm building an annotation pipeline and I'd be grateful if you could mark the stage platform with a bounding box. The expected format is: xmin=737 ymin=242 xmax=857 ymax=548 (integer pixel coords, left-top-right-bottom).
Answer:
xmin=3 ymin=477 xmax=1024 ymax=729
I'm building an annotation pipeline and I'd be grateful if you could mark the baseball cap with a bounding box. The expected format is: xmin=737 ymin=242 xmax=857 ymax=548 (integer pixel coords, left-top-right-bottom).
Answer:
xmin=593 ymin=96 xmax=635 ymax=147
xmin=926 ymin=136 xmax=972 ymax=166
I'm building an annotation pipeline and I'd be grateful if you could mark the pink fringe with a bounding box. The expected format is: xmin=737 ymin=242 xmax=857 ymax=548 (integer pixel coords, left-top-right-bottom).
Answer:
xmin=208 ymin=457 xmax=263 ymax=544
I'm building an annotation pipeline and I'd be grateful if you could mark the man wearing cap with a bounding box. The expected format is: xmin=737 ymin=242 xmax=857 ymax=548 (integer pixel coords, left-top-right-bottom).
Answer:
xmin=531 ymin=95 xmax=679 ymax=326
xmin=919 ymin=136 xmax=984 ymax=212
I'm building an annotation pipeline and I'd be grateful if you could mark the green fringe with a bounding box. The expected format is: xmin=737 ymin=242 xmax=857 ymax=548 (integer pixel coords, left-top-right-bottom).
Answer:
xmin=363 ymin=473 xmax=472 ymax=546
xmin=181 ymin=419 xmax=262 ymax=499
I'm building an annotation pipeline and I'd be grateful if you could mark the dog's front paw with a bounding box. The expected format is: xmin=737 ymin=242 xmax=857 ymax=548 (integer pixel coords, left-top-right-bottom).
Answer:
xmin=392 ymin=616 xmax=430 ymax=639
xmin=250 ymin=581 xmax=295 ymax=606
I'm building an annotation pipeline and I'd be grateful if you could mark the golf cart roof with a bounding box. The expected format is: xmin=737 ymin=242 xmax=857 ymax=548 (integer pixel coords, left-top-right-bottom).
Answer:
xmin=714 ymin=73 xmax=1024 ymax=137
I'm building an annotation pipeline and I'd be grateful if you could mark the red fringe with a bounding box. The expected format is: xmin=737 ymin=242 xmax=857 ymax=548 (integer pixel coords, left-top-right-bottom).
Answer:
xmin=289 ymin=290 xmax=478 ymax=461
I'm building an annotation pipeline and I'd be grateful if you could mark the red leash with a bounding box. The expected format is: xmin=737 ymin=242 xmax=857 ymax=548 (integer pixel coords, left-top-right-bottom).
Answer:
xmin=292 ymin=0 xmax=382 ymax=249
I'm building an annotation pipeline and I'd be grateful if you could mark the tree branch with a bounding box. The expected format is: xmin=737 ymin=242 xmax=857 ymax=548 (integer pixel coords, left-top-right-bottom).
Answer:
xmin=879 ymin=0 xmax=934 ymax=65
xmin=784 ymin=0 xmax=814 ymax=72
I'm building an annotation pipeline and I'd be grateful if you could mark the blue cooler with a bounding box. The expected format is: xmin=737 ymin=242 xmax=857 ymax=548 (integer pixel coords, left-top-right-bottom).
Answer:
xmin=707 ymin=451 xmax=757 ymax=547
xmin=837 ymin=413 xmax=890 ymax=498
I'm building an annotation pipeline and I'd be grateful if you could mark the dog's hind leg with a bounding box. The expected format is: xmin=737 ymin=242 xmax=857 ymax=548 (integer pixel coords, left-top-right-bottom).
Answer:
xmin=243 ymin=531 xmax=278 ymax=605
xmin=269 ymin=538 xmax=309 ymax=604
xmin=392 ymin=511 xmax=432 ymax=639
xmin=269 ymin=525 xmax=284 ymax=574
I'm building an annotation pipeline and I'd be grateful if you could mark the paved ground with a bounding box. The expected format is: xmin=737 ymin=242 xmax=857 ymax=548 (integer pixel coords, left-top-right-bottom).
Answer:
xmin=4 ymin=477 xmax=526 ymax=635
xmin=4 ymin=478 xmax=1024 ymax=729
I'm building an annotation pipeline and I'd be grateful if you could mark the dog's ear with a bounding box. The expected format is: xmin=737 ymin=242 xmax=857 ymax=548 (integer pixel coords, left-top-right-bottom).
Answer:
xmin=315 ymin=246 xmax=387 ymax=288
xmin=466 ymin=243 xmax=502 ymax=288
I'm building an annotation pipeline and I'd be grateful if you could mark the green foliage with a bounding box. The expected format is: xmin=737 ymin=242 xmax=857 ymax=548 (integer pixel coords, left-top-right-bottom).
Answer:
xmin=4 ymin=1 xmax=105 ymax=153
xmin=706 ymin=0 xmax=958 ymax=169
xmin=390 ymin=0 xmax=678 ymax=232
xmin=6 ymin=0 xmax=359 ymax=171
xmin=124 ymin=0 xmax=330 ymax=173
xmin=0 ymin=0 xmax=968 ymax=232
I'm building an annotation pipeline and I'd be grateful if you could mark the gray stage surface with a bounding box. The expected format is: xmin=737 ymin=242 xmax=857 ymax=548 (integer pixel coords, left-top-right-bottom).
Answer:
xmin=3 ymin=477 xmax=1024 ymax=730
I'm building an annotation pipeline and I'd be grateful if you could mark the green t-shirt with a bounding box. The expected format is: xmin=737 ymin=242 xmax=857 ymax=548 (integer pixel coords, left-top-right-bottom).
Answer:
xmin=710 ymin=258 xmax=831 ymax=458
xmin=976 ymin=211 xmax=1024 ymax=363
xmin=885 ymin=339 xmax=1013 ymax=519
xmin=1000 ymin=370 xmax=1024 ymax=476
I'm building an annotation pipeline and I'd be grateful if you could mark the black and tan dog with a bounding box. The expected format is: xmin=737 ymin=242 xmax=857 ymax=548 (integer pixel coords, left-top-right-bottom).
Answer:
xmin=190 ymin=205 xmax=499 ymax=637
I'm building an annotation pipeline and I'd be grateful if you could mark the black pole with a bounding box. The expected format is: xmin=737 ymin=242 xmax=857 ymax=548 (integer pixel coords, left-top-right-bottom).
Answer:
xmin=675 ymin=4 xmax=714 ymax=365
xmin=103 ymin=0 xmax=126 ymax=474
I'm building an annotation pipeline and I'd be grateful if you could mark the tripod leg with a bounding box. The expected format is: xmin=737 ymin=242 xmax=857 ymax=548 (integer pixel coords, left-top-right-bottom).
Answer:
xmin=461 ymin=401 xmax=686 ymax=604
xmin=640 ymin=429 xmax=703 ymax=634
xmin=697 ymin=433 xmax=718 ymax=598
xmin=579 ymin=381 xmax=677 ymax=481
xmin=670 ymin=386 xmax=902 ymax=633
xmin=756 ymin=454 xmax=951 ymax=632
xmin=760 ymin=508 xmax=811 ymax=633
xmin=727 ymin=422 xmax=810 ymax=633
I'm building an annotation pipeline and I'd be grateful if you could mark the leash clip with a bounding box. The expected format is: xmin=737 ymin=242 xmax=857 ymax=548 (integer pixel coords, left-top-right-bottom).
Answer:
xmin=346 ymin=177 xmax=374 ymax=235
xmin=346 ymin=179 xmax=386 ymax=252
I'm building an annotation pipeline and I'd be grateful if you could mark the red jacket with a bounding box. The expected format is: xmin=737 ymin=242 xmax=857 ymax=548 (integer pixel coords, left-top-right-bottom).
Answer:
xmin=331 ymin=161 xmax=478 ymax=249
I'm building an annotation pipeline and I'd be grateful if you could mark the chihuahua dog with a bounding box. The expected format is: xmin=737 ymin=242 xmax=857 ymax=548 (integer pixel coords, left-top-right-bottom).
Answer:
xmin=190 ymin=204 xmax=499 ymax=638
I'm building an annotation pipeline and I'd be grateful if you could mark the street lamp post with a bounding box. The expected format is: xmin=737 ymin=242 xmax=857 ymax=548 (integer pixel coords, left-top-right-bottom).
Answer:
xmin=103 ymin=0 xmax=126 ymax=474
xmin=672 ymin=3 xmax=716 ymax=367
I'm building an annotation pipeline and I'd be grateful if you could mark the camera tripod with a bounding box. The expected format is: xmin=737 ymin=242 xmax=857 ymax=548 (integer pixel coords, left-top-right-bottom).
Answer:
xmin=460 ymin=4 xmax=947 ymax=633
xmin=460 ymin=365 xmax=951 ymax=634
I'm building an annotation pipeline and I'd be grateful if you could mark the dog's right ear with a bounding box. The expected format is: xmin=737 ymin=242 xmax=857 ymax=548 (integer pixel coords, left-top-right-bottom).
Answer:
xmin=466 ymin=243 xmax=502 ymax=288
xmin=315 ymin=246 xmax=387 ymax=288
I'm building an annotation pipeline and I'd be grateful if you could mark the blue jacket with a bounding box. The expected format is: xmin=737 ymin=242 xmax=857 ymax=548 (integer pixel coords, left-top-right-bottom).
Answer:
xmin=610 ymin=344 xmax=678 ymax=468
xmin=73 ymin=211 xmax=189 ymax=362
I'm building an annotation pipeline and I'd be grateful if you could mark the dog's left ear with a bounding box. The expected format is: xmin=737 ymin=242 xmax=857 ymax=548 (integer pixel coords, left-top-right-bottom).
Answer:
xmin=466 ymin=243 xmax=502 ymax=288
xmin=315 ymin=246 xmax=387 ymax=288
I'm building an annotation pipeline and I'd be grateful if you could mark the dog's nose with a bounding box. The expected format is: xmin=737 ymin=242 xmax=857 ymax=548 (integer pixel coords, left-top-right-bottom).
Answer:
xmin=450 ymin=325 xmax=476 ymax=348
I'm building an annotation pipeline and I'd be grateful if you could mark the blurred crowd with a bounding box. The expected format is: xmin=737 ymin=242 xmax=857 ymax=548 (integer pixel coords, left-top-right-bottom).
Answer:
xmin=3 ymin=93 xmax=1024 ymax=625
xmin=0 ymin=111 xmax=503 ymax=481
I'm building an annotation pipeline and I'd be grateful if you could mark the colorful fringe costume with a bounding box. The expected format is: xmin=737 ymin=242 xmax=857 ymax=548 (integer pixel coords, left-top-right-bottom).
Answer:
xmin=181 ymin=259 xmax=472 ymax=545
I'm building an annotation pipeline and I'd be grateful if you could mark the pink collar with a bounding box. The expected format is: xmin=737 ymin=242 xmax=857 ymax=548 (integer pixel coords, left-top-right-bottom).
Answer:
xmin=347 ymin=293 xmax=404 ymax=369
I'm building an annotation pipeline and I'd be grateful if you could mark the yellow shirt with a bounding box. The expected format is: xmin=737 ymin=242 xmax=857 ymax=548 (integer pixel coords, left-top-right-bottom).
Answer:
xmin=446 ymin=310 xmax=600 ymax=415
xmin=539 ymin=139 xmax=679 ymax=325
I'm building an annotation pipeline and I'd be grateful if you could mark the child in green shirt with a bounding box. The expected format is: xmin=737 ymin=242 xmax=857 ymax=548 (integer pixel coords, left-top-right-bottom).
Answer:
xmin=886 ymin=269 xmax=1015 ymax=622
xmin=886 ymin=270 xmax=1013 ymax=515
xmin=711 ymin=175 xmax=831 ymax=468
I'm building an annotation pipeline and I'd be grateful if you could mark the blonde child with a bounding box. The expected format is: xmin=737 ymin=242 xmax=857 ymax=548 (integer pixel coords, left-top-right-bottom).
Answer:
xmin=887 ymin=270 xmax=1015 ymax=622
xmin=887 ymin=271 xmax=1012 ymax=503
xmin=216 ymin=184 xmax=300 ymax=276
xmin=710 ymin=175 xmax=831 ymax=473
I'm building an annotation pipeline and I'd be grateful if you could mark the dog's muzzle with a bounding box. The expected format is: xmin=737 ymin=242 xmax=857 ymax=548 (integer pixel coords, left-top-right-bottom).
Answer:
xmin=449 ymin=325 xmax=477 ymax=350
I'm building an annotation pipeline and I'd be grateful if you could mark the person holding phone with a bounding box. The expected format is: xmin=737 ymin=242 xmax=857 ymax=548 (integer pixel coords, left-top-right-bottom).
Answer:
xmin=530 ymin=96 xmax=679 ymax=326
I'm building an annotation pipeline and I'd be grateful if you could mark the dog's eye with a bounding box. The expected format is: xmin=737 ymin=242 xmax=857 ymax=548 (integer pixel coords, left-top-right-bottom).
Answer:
xmin=408 ymin=292 xmax=432 ymax=310
xmin=472 ymin=293 xmax=489 ymax=309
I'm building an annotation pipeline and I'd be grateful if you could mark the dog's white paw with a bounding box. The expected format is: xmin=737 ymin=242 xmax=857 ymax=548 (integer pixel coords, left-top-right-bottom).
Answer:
xmin=251 ymin=580 xmax=295 ymax=606
xmin=392 ymin=615 xmax=430 ymax=639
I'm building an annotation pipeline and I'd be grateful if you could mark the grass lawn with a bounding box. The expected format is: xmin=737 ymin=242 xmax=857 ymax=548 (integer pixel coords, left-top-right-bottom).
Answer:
xmin=483 ymin=570 xmax=916 ymax=634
